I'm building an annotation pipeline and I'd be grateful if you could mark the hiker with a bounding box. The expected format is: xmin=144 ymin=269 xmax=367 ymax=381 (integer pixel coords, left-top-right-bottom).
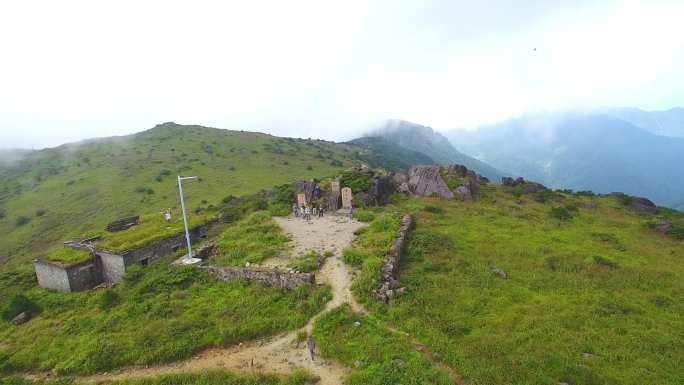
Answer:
xmin=318 ymin=205 xmax=324 ymax=217
xmin=348 ymin=206 xmax=354 ymax=221
xmin=312 ymin=206 xmax=317 ymax=217
xmin=300 ymin=206 xmax=306 ymax=219
xmin=293 ymin=204 xmax=299 ymax=217
xmin=304 ymin=206 xmax=311 ymax=221
xmin=306 ymin=336 xmax=316 ymax=361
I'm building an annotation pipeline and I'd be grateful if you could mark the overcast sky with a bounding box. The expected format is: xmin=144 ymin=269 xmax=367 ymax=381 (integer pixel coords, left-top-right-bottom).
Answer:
xmin=1 ymin=0 xmax=683 ymax=149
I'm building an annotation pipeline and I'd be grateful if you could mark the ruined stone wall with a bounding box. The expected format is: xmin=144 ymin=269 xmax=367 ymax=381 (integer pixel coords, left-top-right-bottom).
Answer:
xmin=34 ymin=260 xmax=71 ymax=292
xmin=203 ymin=266 xmax=315 ymax=289
xmin=97 ymin=250 xmax=127 ymax=284
xmin=122 ymin=221 xmax=213 ymax=265
xmin=374 ymin=214 xmax=414 ymax=303
xmin=34 ymin=258 xmax=101 ymax=292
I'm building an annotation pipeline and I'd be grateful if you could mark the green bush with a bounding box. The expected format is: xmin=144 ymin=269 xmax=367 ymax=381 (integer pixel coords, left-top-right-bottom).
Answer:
xmin=550 ymin=206 xmax=573 ymax=221
xmin=423 ymin=205 xmax=444 ymax=214
xmin=343 ymin=248 xmax=367 ymax=267
xmin=666 ymin=225 xmax=684 ymax=240
xmin=98 ymin=290 xmax=119 ymax=311
xmin=355 ymin=211 xmax=375 ymax=223
xmin=1 ymin=294 xmax=40 ymax=321
xmin=593 ymin=255 xmax=619 ymax=269
xmin=15 ymin=216 xmax=30 ymax=227
xmin=340 ymin=171 xmax=371 ymax=192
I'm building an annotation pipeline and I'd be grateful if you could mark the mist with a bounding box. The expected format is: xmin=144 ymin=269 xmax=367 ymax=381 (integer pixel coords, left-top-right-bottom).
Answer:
xmin=1 ymin=0 xmax=684 ymax=149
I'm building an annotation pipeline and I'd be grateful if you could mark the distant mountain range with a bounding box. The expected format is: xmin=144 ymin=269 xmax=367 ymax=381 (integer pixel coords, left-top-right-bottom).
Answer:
xmin=351 ymin=119 xmax=505 ymax=181
xmin=446 ymin=109 xmax=684 ymax=209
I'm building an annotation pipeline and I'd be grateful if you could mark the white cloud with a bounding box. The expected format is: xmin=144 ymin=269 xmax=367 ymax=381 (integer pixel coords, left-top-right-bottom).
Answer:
xmin=1 ymin=0 xmax=683 ymax=148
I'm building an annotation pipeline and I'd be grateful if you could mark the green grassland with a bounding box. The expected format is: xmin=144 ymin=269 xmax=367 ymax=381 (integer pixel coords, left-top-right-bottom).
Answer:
xmin=0 ymin=122 xmax=357 ymax=270
xmin=211 ymin=211 xmax=290 ymax=266
xmin=1 ymin=370 xmax=313 ymax=385
xmin=341 ymin=188 xmax=684 ymax=385
xmin=0 ymin=253 xmax=330 ymax=375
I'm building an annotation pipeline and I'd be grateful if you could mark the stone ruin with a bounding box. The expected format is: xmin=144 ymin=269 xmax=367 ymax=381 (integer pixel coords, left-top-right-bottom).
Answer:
xmin=34 ymin=222 xmax=213 ymax=292
xmin=105 ymin=215 xmax=140 ymax=232
xmin=374 ymin=214 xmax=414 ymax=303
xmin=203 ymin=266 xmax=315 ymax=289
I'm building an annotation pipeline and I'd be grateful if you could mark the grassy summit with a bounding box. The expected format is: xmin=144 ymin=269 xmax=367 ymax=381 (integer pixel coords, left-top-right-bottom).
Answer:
xmin=332 ymin=187 xmax=684 ymax=385
xmin=0 ymin=123 xmax=356 ymax=269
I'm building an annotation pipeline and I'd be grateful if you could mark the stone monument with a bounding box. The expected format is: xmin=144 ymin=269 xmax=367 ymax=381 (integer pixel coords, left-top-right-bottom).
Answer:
xmin=341 ymin=187 xmax=353 ymax=209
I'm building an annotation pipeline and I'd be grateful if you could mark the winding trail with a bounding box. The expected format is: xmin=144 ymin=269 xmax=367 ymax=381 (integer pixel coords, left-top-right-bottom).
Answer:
xmin=80 ymin=215 xmax=367 ymax=385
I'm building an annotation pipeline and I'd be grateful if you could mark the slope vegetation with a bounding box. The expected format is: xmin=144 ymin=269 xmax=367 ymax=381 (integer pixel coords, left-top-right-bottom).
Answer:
xmin=0 ymin=122 xmax=356 ymax=268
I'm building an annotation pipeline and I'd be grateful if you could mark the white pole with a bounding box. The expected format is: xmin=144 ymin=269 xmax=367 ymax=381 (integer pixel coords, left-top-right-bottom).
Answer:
xmin=177 ymin=175 xmax=197 ymax=261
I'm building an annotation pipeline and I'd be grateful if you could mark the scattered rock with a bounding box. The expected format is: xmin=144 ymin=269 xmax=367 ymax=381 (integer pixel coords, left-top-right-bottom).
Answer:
xmin=353 ymin=360 xmax=363 ymax=368
xmin=12 ymin=312 xmax=31 ymax=326
xmin=491 ymin=267 xmax=507 ymax=279
xmin=193 ymin=242 xmax=215 ymax=260
xmin=353 ymin=321 xmax=361 ymax=327
xmin=610 ymin=192 xmax=658 ymax=213
xmin=392 ymin=358 xmax=406 ymax=368
xmin=454 ymin=185 xmax=473 ymax=202
xmin=582 ymin=352 xmax=595 ymax=358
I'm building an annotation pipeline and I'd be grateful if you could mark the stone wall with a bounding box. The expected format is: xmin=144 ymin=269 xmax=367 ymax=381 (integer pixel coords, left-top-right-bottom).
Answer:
xmin=121 ymin=221 xmax=213 ymax=265
xmin=373 ymin=214 xmax=414 ymax=303
xmin=34 ymin=258 xmax=101 ymax=292
xmin=203 ymin=266 xmax=315 ymax=289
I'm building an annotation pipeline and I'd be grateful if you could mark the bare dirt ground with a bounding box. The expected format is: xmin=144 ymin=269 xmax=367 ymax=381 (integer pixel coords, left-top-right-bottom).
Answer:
xmin=80 ymin=214 xmax=367 ymax=385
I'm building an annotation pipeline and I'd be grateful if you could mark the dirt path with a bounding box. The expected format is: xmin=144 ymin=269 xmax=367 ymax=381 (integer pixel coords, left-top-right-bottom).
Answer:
xmin=80 ymin=214 xmax=367 ymax=385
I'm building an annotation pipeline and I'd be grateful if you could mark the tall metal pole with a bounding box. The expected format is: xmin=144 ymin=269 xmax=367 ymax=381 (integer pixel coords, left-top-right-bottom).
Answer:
xmin=177 ymin=175 xmax=197 ymax=261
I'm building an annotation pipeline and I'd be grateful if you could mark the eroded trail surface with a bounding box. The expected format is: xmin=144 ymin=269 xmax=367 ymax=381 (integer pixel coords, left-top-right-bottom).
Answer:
xmin=81 ymin=215 xmax=366 ymax=385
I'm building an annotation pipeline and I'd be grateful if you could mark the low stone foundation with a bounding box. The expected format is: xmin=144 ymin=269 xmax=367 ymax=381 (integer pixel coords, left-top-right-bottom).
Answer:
xmin=203 ymin=266 xmax=315 ymax=289
xmin=374 ymin=214 xmax=414 ymax=303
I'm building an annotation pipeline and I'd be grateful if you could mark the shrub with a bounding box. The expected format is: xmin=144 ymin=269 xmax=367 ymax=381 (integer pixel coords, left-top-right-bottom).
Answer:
xmin=550 ymin=207 xmax=572 ymax=221
xmin=98 ymin=290 xmax=119 ymax=311
xmin=593 ymin=255 xmax=619 ymax=269
xmin=0 ymin=209 xmax=5 ymax=220
xmin=355 ymin=211 xmax=375 ymax=223
xmin=15 ymin=216 xmax=30 ymax=227
xmin=666 ymin=225 xmax=684 ymax=240
xmin=340 ymin=170 xmax=371 ymax=192
xmin=35 ymin=209 xmax=46 ymax=217
xmin=343 ymin=248 xmax=367 ymax=267
xmin=423 ymin=205 xmax=444 ymax=214
xmin=222 ymin=195 xmax=236 ymax=204
xmin=1 ymin=294 xmax=40 ymax=321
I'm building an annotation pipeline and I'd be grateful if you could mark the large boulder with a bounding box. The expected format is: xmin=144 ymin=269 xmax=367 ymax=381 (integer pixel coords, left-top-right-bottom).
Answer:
xmin=445 ymin=164 xmax=489 ymax=184
xmin=12 ymin=312 xmax=31 ymax=326
xmin=502 ymin=176 xmax=547 ymax=193
xmin=367 ymin=175 xmax=395 ymax=206
xmin=407 ymin=166 xmax=454 ymax=198
xmin=293 ymin=180 xmax=316 ymax=203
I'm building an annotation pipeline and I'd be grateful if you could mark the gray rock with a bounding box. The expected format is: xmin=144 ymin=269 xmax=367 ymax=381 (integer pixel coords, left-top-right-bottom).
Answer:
xmin=491 ymin=267 xmax=507 ymax=279
xmin=407 ymin=166 xmax=454 ymax=198
xmin=392 ymin=358 xmax=406 ymax=368
xmin=12 ymin=311 xmax=30 ymax=325
xmin=454 ymin=185 xmax=473 ymax=201
xmin=655 ymin=219 xmax=672 ymax=233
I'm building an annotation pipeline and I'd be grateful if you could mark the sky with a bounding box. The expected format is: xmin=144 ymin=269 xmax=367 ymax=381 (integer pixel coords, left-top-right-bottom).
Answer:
xmin=1 ymin=0 xmax=684 ymax=149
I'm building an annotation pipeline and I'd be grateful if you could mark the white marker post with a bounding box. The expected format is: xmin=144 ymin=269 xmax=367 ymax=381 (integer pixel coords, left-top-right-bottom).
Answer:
xmin=177 ymin=175 xmax=201 ymax=264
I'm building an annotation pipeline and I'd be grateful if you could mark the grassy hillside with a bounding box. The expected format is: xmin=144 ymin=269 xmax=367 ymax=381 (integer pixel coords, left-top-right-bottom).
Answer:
xmin=339 ymin=188 xmax=684 ymax=385
xmin=347 ymin=136 xmax=435 ymax=171
xmin=0 ymin=122 xmax=357 ymax=269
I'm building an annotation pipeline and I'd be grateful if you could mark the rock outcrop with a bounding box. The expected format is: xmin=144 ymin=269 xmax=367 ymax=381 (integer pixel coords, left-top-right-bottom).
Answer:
xmin=11 ymin=312 xmax=31 ymax=326
xmin=502 ymin=176 xmax=547 ymax=194
xmin=407 ymin=166 xmax=454 ymax=198
xmin=374 ymin=214 xmax=414 ymax=303
xmin=357 ymin=174 xmax=395 ymax=206
xmin=610 ymin=192 xmax=658 ymax=213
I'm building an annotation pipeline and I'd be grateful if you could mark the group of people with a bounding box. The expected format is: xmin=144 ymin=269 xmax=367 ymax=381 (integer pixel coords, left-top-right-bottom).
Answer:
xmin=293 ymin=204 xmax=325 ymax=220
xmin=292 ymin=203 xmax=354 ymax=221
